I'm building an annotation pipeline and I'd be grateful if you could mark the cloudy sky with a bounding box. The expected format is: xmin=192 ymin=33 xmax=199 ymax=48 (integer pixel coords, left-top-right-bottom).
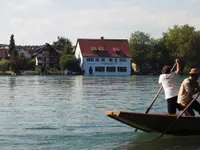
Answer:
xmin=1 ymin=0 xmax=200 ymax=45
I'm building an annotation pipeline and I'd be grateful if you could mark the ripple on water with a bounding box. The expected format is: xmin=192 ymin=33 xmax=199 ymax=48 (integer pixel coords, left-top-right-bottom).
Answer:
xmin=0 ymin=75 xmax=192 ymax=150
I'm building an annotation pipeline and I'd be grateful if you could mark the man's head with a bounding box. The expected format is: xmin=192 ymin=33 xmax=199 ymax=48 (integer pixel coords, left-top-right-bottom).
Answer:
xmin=162 ymin=65 xmax=171 ymax=74
xmin=189 ymin=68 xmax=200 ymax=80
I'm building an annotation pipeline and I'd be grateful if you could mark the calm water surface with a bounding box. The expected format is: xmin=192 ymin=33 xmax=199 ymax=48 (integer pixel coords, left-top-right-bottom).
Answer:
xmin=0 ymin=75 xmax=200 ymax=150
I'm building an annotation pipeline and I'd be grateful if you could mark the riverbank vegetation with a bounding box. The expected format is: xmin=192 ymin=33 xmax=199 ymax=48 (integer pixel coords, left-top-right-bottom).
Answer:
xmin=0 ymin=36 xmax=79 ymax=75
xmin=0 ymin=24 xmax=199 ymax=75
xmin=130 ymin=24 xmax=200 ymax=74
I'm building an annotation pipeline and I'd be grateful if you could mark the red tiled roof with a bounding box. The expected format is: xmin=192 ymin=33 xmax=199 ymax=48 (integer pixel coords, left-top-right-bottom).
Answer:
xmin=77 ymin=38 xmax=131 ymax=57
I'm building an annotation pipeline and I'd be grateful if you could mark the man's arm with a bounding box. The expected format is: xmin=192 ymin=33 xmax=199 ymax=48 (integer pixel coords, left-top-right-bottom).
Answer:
xmin=175 ymin=58 xmax=180 ymax=74
xmin=194 ymin=81 xmax=200 ymax=94
xmin=184 ymin=79 xmax=193 ymax=95
xmin=158 ymin=75 xmax=162 ymax=84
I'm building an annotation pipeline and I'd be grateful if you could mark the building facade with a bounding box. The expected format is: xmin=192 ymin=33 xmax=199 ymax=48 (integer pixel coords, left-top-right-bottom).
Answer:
xmin=34 ymin=43 xmax=59 ymax=68
xmin=74 ymin=38 xmax=132 ymax=75
xmin=0 ymin=46 xmax=9 ymax=60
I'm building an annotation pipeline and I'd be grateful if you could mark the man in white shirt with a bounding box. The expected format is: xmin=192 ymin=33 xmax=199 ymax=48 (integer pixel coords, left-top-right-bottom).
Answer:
xmin=158 ymin=59 xmax=180 ymax=114
xmin=178 ymin=68 xmax=200 ymax=116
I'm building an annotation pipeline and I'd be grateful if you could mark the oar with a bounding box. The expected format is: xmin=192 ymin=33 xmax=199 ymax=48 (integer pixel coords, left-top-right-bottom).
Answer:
xmin=135 ymin=63 xmax=177 ymax=132
xmin=156 ymin=92 xmax=200 ymax=139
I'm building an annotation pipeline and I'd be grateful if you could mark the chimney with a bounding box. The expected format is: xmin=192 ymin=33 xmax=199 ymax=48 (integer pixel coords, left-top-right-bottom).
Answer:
xmin=100 ymin=36 xmax=104 ymax=40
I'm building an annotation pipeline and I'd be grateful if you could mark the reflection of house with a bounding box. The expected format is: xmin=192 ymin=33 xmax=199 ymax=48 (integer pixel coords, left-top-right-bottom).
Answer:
xmin=0 ymin=46 xmax=9 ymax=60
xmin=74 ymin=37 xmax=132 ymax=75
xmin=17 ymin=49 xmax=32 ymax=59
xmin=33 ymin=43 xmax=59 ymax=68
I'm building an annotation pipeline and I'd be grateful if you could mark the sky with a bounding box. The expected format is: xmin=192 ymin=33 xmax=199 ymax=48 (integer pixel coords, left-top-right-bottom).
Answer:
xmin=1 ymin=0 xmax=200 ymax=45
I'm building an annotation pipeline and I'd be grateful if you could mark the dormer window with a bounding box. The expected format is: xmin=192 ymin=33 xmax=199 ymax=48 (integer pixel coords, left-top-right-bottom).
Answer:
xmin=113 ymin=47 xmax=120 ymax=52
xmin=98 ymin=46 xmax=105 ymax=51
xmin=91 ymin=47 xmax=98 ymax=52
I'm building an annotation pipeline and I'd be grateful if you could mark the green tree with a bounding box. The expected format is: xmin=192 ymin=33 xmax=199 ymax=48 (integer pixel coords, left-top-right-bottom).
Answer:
xmin=60 ymin=54 xmax=81 ymax=72
xmin=26 ymin=59 xmax=36 ymax=70
xmin=9 ymin=34 xmax=16 ymax=55
xmin=129 ymin=31 xmax=152 ymax=73
xmin=162 ymin=24 xmax=200 ymax=73
xmin=52 ymin=36 xmax=73 ymax=55
xmin=0 ymin=60 xmax=9 ymax=73
xmin=10 ymin=56 xmax=28 ymax=74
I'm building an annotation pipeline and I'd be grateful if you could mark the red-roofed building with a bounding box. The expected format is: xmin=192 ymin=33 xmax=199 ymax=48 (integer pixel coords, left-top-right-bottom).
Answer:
xmin=0 ymin=46 xmax=9 ymax=60
xmin=74 ymin=37 xmax=132 ymax=75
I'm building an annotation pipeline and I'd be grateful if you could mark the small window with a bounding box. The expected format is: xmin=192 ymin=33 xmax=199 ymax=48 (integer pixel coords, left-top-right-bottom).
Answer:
xmin=119 ymin=58 xmax=127 ymax=62
xmin=98 ymin=47 xmax=105 ymax=51
xmin=109 ymin=58 xmax=113 ymax=62
xmin=107 ymin=67 xmax=116 ymax=72
xmin=101 ymin=58 xmax=105 ymax=62
xmin=90 ymin=47 xmax=98 ymax=51
xmin=87 ymin=58 xmax=94 ymax=62
xmin=95 ymin=67 xmax=105 ymax=72
xmin=115 ymin=58 xmax=117 ymax=62
xmin=113 ymin=47 xmax=120 ymax=51
xmin=117 ymin=67 xmax=127 ymax=72
xmin=96 ymin=58 xmax=99 ymax=62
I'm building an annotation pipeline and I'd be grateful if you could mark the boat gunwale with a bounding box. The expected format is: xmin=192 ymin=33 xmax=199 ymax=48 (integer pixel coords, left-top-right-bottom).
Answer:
xmin=106 ymin=111 xmax=200 ymax=118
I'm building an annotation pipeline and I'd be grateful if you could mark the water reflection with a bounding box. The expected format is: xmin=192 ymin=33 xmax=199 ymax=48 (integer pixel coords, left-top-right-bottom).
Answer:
xmin=8 ymin=77 xmax=16 ymax=89
xmin=118 ymin=133 xmax=200 ymax=150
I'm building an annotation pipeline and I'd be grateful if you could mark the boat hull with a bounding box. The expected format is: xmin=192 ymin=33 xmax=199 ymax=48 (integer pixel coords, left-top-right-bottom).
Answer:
xmin=106 ymin=111 xmax=200 ymax=136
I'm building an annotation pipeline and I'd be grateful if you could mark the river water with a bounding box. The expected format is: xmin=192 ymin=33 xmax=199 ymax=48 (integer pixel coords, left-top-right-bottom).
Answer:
xmin=0 ymin=75 xmax=200 ymax=150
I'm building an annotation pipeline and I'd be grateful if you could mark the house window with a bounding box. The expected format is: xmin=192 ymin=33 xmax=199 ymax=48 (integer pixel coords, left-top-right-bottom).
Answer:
xmin=101 ymin=58 xmax=105 ymax=62
xmin=107 ymin=67 xmax=116 ymax=72
xmin=95 ymin=67 xmax=105 ymax=72
xmin=115 ymin=58 xmax=117 ymax=62
xmin=113 ymin=47 xmax=120 ymax=52
xmin=117 ymin=67 xmax=127 ymax=72
xmin=109 ymin=58 xmax=113 ymax=62
xmin=119 ymin=58 xmax=126 ymax=62
xmin=87 ymin=58 xmax=94 ymax=62
xmin=20 ymin=53 xmax=25 ymax=57
xmin=96 ymin=58 xmax=99 ymax=62
xmin=91 ymin=47 xmax=98 ymax=52
xmin=98 ymin=47 xmax=105 ymax=51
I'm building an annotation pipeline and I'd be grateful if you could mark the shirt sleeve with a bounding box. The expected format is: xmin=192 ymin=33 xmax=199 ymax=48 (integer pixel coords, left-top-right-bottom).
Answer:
xmin=171 ymin=72 xmax=179 ymax=78
xmin=158 ymin=75 xmax=162 ymax=84
xmin=183 ymin=79 xmax=192 ymax=94
xmin=194 ymin=81 xmax=200 ymax=94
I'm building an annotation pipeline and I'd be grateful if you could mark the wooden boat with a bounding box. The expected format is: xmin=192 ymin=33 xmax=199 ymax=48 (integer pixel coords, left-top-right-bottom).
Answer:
xmin=106 ymin=111 xmax=200 ymax=136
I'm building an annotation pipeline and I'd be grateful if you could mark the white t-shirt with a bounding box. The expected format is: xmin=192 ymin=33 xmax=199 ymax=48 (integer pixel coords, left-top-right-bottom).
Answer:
xmin=158 ymin=72 xmax=179 ymax=100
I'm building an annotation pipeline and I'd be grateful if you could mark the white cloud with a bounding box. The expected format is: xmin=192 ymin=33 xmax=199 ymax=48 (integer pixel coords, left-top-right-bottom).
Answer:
xmin=1 ymin=0 xmax=200 ymax=45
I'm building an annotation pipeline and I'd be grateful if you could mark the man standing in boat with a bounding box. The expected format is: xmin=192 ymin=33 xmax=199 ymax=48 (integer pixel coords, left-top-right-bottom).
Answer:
xmin=158 ymin=59 xmax=180 ymax=114
xmin=177 ymin=68 xmax=200 ymax=116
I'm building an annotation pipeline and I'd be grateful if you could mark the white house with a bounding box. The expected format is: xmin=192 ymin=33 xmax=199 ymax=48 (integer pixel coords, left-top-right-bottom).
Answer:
xmin=74 ymin=37 xmax=132 ymax=75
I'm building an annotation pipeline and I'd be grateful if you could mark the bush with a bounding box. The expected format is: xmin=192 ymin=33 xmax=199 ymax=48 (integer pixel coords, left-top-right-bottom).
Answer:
xmin=10 ymin=56 xmax=29 ymax=73
xmin=0 ymin=60 xmax=9 ymax=73
xmin=60 ymin=54 xmax=81 ymax=72
xmin=35 ymin=66 xmax=41 ymax=73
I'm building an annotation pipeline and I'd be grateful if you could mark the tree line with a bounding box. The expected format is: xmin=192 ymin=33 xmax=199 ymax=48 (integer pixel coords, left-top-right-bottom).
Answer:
xmin=1 ymin=24 xmax=199 ymax=75
xmin=0 ymin=35 xmax=78 ymax=74
xmin=129 ymin=24 xmax=200 ymax=74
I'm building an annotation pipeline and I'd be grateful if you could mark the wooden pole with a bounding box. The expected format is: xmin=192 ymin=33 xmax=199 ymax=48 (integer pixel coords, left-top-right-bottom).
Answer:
xmin=135 ymin=63 xmax=177 ymax=132
xmin=156 ymin=92 xmax=200 ymax=139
